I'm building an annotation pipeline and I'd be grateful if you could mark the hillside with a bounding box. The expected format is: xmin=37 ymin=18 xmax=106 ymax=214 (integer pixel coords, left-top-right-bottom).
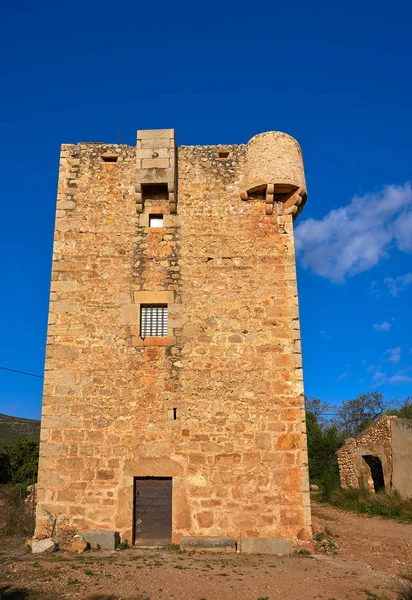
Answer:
xmin=0 ymin=413 xmax=40 ymax=447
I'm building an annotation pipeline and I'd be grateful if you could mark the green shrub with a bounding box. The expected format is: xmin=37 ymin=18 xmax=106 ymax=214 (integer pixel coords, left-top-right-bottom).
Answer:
xmin=0 ymin=438 xmax=39 ymax=486
xmin=319 ymin=464 xmax=341 ymax=501
xmin=117 ymin=539 xmax=129 ymax=550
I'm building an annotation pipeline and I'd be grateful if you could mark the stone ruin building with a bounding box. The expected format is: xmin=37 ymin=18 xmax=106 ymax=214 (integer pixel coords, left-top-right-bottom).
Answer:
xmin=337 ymin=415 xmax=412 ymax=498
xmin=36 ymin=128 xmax=312 ymax=553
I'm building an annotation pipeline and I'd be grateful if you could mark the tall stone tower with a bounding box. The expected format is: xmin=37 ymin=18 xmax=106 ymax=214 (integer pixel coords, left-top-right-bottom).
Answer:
xmin=36 ymin=129 xmax=311 ymax=553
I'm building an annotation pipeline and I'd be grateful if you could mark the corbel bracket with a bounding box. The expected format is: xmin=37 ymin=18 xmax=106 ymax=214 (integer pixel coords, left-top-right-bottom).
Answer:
xmin=136 ymin=183 xmax=144 ymax=214
xmin=240 ymin=183 xmax=306 ymax=219
xmin=168 ymin=183 xmax=177 ymax=214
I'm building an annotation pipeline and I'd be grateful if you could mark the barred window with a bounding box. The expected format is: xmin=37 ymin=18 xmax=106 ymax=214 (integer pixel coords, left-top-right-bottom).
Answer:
xmin=140 ymin=304 xmax=168 ymax=337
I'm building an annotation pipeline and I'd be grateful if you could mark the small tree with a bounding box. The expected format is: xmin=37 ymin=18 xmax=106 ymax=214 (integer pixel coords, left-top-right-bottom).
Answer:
xmin=306 ymin=411 xmax=344 ymax=497
xmin=0 ymin=446 xmax=11 ymax=484
xmin=304 ymin=396 xmax=332 ymax=427
xmin=387 ymin=397 xmax=412 ymax=420
xmin=6 ymin=438 xmax=39 ymax=486
xmin=333 ymin=391 xmax=386 ymax=437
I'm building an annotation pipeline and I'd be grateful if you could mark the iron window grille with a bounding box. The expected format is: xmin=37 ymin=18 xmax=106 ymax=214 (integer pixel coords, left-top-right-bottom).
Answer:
xmin=140 ymin=304 xmax=168 ymax=337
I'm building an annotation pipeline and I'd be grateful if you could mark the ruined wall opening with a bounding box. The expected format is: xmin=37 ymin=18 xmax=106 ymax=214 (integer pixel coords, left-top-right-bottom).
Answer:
xmin=133 ymin=477 xmax=172 ymax=546
xmin=362 ymin=455 xmax=385 ymax=492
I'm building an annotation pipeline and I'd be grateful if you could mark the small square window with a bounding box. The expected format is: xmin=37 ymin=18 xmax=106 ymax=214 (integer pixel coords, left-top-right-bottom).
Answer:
xmin=140 ymin=304 xmax=168 ymax=337
xmin=149 ymin=214 xmax=164 ymax=228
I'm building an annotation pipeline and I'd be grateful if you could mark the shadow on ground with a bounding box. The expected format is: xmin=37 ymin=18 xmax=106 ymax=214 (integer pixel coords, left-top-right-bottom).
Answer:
xmin=0 ymin=590 xmax=150 ymax=600
xmin=0 ymin=587 xmax=35 ymax=600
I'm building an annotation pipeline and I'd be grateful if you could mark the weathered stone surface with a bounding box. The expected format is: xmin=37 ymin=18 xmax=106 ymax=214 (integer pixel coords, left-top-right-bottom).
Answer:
xmin=76 ymin=530 xmax=120 ymax=550
xmin=391 ymin=418 xmax=412 ymax=498
xmin=180 ymin=536 xmax=236 ymax=553
xmin=69 ymin=534 xmax=89 ymax=552
xmin=35 ymin=128 xmax=311 ymax=548
xmin=32 ymin=538 xmax=56 ymax=554
xmin=240 ymin=537 xmax=293 ymax=555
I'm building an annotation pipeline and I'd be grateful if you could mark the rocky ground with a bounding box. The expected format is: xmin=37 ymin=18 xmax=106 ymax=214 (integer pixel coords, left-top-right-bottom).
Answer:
xmin=1 ymin=502 xmax=411 ymax=600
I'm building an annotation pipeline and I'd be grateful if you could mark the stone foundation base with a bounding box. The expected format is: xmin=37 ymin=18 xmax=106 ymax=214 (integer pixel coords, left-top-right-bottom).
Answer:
xmin=240 ymin=537 xmax=293 ymax=555
xmin=76 ymin=530 xmax=120 ymax=550
xmin=180 ymin=536 xmax=237 ymax=553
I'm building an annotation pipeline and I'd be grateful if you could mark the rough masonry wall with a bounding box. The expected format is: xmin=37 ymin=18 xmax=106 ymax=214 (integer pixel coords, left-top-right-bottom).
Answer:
xmin=391 ymin=419 xmax=412 ymax=498
xmin=37 ymin=143 xmax=138 ymax=535
xmin=175 ymin=145 xmax=310 ymax=542
xmin=337 ymin=415 xmax=394 ymax=491
xmin=36 ymin=132 xmax=311 ymax=547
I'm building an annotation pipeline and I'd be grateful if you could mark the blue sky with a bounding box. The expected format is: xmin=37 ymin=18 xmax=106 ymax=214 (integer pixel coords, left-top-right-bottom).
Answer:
xmin=1 ymin=0 xmax=411 ymax=419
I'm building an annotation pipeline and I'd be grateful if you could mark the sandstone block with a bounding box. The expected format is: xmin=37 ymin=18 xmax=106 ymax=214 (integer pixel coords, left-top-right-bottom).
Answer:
xmin=240 ymin=537 xmax=293 ymax=555
xmin=44 ymin=371 xmax=77 ymax=385
xmin=76 ymin=530 xmax=120 ymax=550
xmin=141 ymin=158 xmax=170 ymax=169
xmin=140 ymin=138 xmax=174 ymax=149
xmin=138 ymin=129 xmax=174 ymax=139
xmin=121 ymin=304 xmax=140 ymax=325
xmin=50 ymin=281 xmax=77 ymax=292
xmin=196 ymin=511 xmax=214 ymax=528
xmin=69 ymin=534 xmax=89 ymax=552
xmin=49 ymin=301 xmax=79 ymax=314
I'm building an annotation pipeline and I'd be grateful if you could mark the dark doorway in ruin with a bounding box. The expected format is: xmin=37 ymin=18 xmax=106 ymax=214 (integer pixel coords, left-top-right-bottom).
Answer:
xmin=133 ymin=477 xmax=172 ymax=546
xmin=362 ymin=455 xmax=385 ymax=492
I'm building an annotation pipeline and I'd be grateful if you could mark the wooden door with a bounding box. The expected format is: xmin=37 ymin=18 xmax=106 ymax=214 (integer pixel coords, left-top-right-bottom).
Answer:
xmin=133 ymin=477 xmax=172 ymax=546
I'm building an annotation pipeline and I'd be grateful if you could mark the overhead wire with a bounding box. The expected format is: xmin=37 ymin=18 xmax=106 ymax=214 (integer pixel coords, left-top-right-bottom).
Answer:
xmin=0 ymin=365 xmax=44 ymax=379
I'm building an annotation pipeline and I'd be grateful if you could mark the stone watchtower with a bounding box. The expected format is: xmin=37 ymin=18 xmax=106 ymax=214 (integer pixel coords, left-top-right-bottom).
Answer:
xmin=36 ymin=129 xmax=311 ymax=553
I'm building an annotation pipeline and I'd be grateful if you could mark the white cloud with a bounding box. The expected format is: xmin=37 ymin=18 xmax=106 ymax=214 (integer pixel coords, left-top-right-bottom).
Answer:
xmin=374 ymin=371 xmax=412 ymax=385
xmin=371 ymin=368 xmax=387 ymax=384
xmin=368 ymin=363 xmax=412 ymax=385
xmin=320 ymin=330 xmax=331 ymax=339
xmin=294 ymin=183 xmax=412 ymax=283
xmin=373 ymin=321 xmax=391 ymax=331
xmin=388 ymin=374 xmax=412 ymax=384
xmin=382 ymin=347 xmax=401 ymax=364
xmin=384 ymin=273 xmax=412 ymax=296
xmin=336 ymin=371 xmax=348 ymax=382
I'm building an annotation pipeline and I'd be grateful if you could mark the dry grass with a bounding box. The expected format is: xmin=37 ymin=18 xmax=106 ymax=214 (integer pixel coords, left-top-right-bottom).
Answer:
xmin=0 ymin=484 xmax=35 ymax=540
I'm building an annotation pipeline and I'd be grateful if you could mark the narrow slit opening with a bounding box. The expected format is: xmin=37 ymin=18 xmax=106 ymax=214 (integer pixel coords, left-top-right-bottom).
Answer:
xmin=101 ymin=155 xmax=118 ymax=163
xmin=173 ymin=408 xmax=177 ymax=420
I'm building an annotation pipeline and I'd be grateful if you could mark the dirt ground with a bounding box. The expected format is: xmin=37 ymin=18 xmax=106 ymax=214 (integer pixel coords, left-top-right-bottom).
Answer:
xmin=1 ymin=502 xmax=411 ymax=600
